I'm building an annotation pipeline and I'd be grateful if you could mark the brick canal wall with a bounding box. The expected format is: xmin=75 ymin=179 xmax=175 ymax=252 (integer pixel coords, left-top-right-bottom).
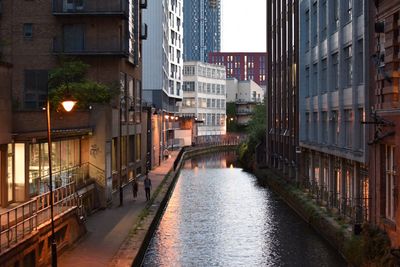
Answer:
xmin=110 ymin=145 xmax=238 ymax=267
xmin=253 ymin=168 xmax=352 ymax=264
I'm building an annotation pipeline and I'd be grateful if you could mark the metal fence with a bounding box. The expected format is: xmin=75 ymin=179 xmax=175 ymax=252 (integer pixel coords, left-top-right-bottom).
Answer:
xmin=0 ymin=182 xmax=83 ymax=252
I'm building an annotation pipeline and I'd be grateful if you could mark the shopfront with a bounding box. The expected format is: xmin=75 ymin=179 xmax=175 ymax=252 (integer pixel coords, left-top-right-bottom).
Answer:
xmin=3 ymin=138 xmax=82 ymax=207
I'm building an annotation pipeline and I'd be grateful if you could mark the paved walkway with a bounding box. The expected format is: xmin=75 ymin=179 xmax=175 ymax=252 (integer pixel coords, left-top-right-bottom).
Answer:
xmin=58 ymin=152 xmax=178 ymax=267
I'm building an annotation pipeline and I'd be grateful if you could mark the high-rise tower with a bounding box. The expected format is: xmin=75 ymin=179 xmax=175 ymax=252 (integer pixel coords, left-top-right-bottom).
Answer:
xmin=183 ymin=0 xmax=221 ymax=62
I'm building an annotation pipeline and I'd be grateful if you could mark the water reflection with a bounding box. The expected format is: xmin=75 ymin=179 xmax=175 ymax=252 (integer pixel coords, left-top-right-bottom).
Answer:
xmin=142 ymin=152 xmax=346 ymax=267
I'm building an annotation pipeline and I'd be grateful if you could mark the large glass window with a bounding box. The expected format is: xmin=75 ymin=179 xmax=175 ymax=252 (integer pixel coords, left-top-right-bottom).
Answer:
xmin=28 ymin=139 xmax=81 ymax=195
xmin=332 ymin=0 xmax=339 ymax=32
xmin=135 ymin=134 xmax=141 ymax=161
xmin=330 ymin=111 xmax=339 ymax=145
xmin=24 ymin=70 xmax=48 ymax=110
xmin=121 ymin=136 xmax=127 ymax=167
xmin=321 ymin=59 xmax=327 ymax=93
xmin=322 ymin=111 xmax=328 ymax=143
xmin=135 ymin=80 xmax=142 ymax=124
xmin=344 ymin=46 xmax=353 ymax=87
xmin=384 ymin=145 xmax=396 ymax=221
xmin=331 ymin=53 xmax=339 ymax=91
xmin=344 ymin=110 xmax=353 ymax=148
xmin=305 ymin=66 xmax=310 ymax=97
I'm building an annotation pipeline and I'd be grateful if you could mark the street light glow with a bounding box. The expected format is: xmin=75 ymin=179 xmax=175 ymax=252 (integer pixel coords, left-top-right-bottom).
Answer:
xmin=61 ymin=100 xmax=77 ymax=112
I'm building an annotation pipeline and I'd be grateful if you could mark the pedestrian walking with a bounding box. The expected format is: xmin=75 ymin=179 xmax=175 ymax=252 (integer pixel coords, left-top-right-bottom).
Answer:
xmin=132 ymin=179 xmax=138 ymax=199
xmin=144 ymin=175 xmax=152 ymax=201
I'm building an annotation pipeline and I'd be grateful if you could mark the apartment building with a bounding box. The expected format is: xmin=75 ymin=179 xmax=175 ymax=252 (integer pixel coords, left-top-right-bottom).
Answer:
xmin=369 ymin=0 xmax=400 ymax=247
xmin=183 ymin=0 xmax=221 ymax=62
xmin=0 ymin=0 xmax=147 ymax=208
xmin=299 ymin=0 xmax=370 ymax=226
xmin=266 ymin=0 xmax=299 ymax=178
xmin=182 ymin=61 xmax=226 ymax=138
xmin=209 ymin=52 xmax=267 ymax=89
xmin=143 ymin=0 xmax=183 ymax=153
xmin=226 ymin=78 xmax=264 ymax=126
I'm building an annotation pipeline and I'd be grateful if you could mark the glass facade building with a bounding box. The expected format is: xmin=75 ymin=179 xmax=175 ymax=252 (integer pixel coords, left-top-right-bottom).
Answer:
xmin=183 ymin=0 xmax=221 ymax=62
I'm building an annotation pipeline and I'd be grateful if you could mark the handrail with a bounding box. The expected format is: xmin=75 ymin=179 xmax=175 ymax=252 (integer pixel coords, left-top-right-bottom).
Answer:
xmin=0 ymin=182 xmax=78 ymax=253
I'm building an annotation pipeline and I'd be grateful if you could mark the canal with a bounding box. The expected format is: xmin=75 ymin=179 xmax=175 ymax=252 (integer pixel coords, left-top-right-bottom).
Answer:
xmin=142 ymin=152 xmax=346 ymax=266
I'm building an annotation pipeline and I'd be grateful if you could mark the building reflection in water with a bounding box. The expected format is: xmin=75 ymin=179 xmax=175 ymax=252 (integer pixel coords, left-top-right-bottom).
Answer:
xmin=184 ymin=151 xmax=238 ymax=170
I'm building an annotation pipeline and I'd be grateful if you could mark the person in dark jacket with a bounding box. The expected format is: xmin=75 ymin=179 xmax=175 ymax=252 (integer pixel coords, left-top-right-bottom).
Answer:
xmin=144 ymin=175 xmax=152 ymax=201
xmin=132 ymin=179 xmax=138 ymax=199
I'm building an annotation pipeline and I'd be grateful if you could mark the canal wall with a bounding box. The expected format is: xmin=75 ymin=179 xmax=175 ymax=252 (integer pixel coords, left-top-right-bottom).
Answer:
xmin=111 ymin=145 xmax=237 ymax=267
xmin=253 ymin=167 xmax=354 ymax=265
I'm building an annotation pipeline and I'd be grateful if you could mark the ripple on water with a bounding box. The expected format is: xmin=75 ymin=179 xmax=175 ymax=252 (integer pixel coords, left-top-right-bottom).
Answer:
xmin=142 ymin=153 xmax=346 ymax=267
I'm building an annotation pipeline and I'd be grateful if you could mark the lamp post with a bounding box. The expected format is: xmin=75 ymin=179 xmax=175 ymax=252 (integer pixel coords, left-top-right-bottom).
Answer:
xmin=46 ymin=97 xmax=77 ymax=267
xmin=119 ymin=94 xmax=134 ymax=206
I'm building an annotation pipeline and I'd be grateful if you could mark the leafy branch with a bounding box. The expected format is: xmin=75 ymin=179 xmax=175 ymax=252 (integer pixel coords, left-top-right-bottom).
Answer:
xmin=48 ymin=58 xmax=118 ymax=109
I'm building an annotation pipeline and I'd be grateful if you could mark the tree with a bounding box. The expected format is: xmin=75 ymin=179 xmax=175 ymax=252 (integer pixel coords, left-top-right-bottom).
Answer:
xmin=48 ymin=58 xmax=118 ymax=109
xmin=238 ymin=103 xmax=266 ymax=170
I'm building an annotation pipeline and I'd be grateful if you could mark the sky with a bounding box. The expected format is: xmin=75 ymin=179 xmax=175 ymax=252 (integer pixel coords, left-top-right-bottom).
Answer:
xmin=221 ymin=0 xmax=266 ymax=52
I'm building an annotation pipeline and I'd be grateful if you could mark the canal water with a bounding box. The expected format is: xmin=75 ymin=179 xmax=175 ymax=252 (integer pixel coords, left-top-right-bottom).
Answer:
xmin=142 ymin=152 xmax=346 ymax=267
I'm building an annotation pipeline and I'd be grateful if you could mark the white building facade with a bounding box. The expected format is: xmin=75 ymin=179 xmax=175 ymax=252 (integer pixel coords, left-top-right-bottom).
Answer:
xmin=299 ymin=0 xmax=370 ymax=225
xmin=226 ymin=78 xmax=264 ymax=125
xmin=142 ymin=0 xmax=183 ymax=112
xmin=182 ymin=61 xmax=227 ymax=136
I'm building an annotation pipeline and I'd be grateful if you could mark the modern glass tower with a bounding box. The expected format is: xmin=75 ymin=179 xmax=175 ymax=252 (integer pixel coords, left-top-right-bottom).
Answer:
xmin=183 ymin=0 xmax=221 ymax=62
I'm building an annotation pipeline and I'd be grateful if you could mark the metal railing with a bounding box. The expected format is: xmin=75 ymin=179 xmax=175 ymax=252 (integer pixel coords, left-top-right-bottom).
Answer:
xmin=301 ymin=179 xmax=370 ymax=224
xmin=52 ymin=0 xmax=128 ymax=16
xmin=52 ymin=37 xmax=128 ymax=56
xmin=30 ymin=162 xmax=105 ymax=196
xmin=0 ymin=182 xmax=80 ymax=252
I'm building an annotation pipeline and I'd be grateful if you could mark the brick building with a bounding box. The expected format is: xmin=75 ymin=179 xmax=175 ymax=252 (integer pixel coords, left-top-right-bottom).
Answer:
xmin=208 ymin=52 xmax=267 ymax=89
xmin=0 ymin=0 xmax=147 ymax=208
xmin=370 ymin=0 xmax=400 ymax=247
xmin=265 ymin=0 xmax=299 ymax=179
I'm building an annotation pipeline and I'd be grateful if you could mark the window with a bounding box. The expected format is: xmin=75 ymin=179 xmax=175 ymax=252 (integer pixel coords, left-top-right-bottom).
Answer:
xmin=320 ymin=1 xmax=327 ymax=40
xmin=322 ymin=111 xmax=328 ymax=143
xmin=313 ymin=112 xmax=318 ymax=141
xmin=344 ymin=109 xmax=353 ymax=148
xmin=24 ymin=70 xmax=48 ymax=110
xmin=358 ymin=108 xmax=365 ymax=151
xmin=63 ymin=24 xmax=84 ymax=52
xmin=305 ymin=66 xmax=310 ymax=97
xmin=312 ymin=63 xmax=318 ymax=95
xmin=305 ymin=10 xmax=310 ymax=50
xmin=344 ymin=46 xmax=353 ymax=87
xmin=332 ymin=0 xmax=339 ymax=31
xmin=384 ymin=145 xmax=396 ymax=221
xmin=330 ymin=111 xmax=338 ymax=145
xmin=357 ymin=40 xmax=364 ymax=85
xmin=331 ymin=53 xmax=339 ymax=91
xmin=321 ymin=59 xmax=327 ymax=93
xmin=344 ymin=0 xmax=352 ymax=23
xmin=135 ymin=81 xmax=141 ymax=123
xmin=121 ymin=136 xmax=127 ymax=167
xmin=135 ymin=134 xmax=141 ymax=161
xmin=183 ymin=81 xmax=195 ymax=92
xmin=311 ymin=2 xmax=317 ymax=46
xmin=129 ymin=135 xmax=135 ymax=163
xmin=23 ymin=23 xmax=33 ymax=38
xmin=305 ymin=112 xmax=310 ymax=141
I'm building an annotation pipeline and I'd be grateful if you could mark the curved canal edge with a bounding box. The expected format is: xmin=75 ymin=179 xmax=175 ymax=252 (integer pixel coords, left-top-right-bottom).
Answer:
xmin=109 ymin=145 xmax=238 ymax=267
xmin=253 ymin=167 xmax=353 ymax=265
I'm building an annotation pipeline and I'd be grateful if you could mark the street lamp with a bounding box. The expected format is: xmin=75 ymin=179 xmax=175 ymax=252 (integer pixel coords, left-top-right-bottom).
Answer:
xmin=46 ymin=97 xmax=77 ymax=267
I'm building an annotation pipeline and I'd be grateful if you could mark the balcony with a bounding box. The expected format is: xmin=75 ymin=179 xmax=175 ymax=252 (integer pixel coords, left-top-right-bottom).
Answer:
xmin=52 ymin=0 xmax=128 ymax=17
xmin=53 ymin=36 xmax=129 ymax=56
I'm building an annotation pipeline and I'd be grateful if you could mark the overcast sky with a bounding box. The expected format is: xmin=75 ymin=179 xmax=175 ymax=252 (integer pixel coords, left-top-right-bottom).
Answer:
xmin=221 ymin=0 xmax=266 ymax=52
